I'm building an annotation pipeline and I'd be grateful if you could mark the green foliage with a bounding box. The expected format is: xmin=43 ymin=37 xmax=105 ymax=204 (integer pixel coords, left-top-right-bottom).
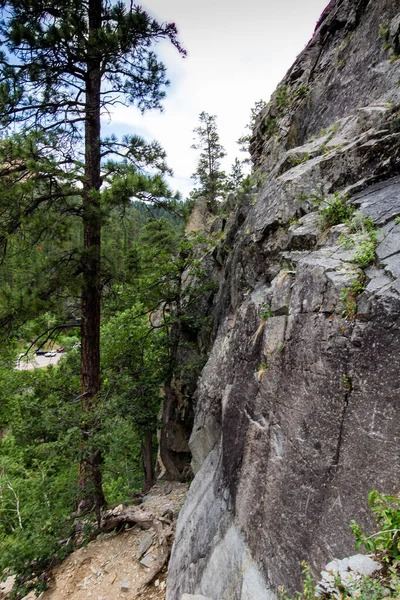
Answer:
xmin=296 ymin=186 xmax=355 ymax=228
xmin=101 ymin=304 xmax=167 ymax=434
xmin=351 ymin=571 xmax=400 ymax=600
xmin=350 ymin=215 xmax=378 ymax=267
xmin=340 ymin=287 xmax=358 ymax=319
xmin=293 ymin=85 xmax=310 ymax=100
xmin=353 ymin=239 xmax=377 ymax=268
xmin=379 ymin=23 xmax=391 ymax=49
xmin=0 ymin=0 xmax=185 ymax=515
xmin=286 ymin=153 xmax=311 ymax=168
xmin=101 ymin=420 xmax=147 ymax=502
xmin=340 ymin=271 xmax=365 ymax=319
xmin=225 ymin=158 xmax=245 ymax=193
xmin=260 ymin=303 xmax=273 ymax=320
xmin=264 ymin=115 xmax=279 ymax=138
xmin=191 ymin=112 xmax=227 ymax=207
xmin=276 ymin=86 xmax=291 ymax=110
xmin=338 ymin=213 xmax=378 ymax=269
xmin=279 ymin=492 xmax=400 ymax=600
xmin=378 ymin=22 xmax=400 ymax=60
xmin=0 ymin=1 xmax=204 ymax=590
xmin=348 ymin=213 xmax=376 ymax=235
xmin=351 ymin=490 xmax=400 ymax=562
xmin=256 ymin=362 xmax=268 ymax=381
xmin=0 ymin=196 xmax=194 ymax=592
xmin=279 ymin=562 xmax=318 ymax=600
xmin=319 ymin=193 xmax=355 ymax=227
xmin=275 ymin=84 xmax=309 ymax=113
xmin=237 ymin=99 xmax=268 ymax=160
xmin=0 ymin=358 xmax=81 ymax=593
xmin=342 ymin=374 xmax=352 ymax=392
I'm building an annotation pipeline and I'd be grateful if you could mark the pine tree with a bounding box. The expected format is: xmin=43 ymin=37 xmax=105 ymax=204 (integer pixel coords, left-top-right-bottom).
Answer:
xmin=237 ymin=99 xmax=267 ymax=161
xmin=0 ymin=0 xmax=185 ymax=514
xmin=226 ymin=157 xmax=244 ymax=193
xmin=191 ymin=111 xmax=226 ymax=210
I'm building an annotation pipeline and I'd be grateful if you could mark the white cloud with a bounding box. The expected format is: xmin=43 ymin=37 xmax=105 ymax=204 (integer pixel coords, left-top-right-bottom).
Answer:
xmin=104 ymin=0 xmax=328 ymax=197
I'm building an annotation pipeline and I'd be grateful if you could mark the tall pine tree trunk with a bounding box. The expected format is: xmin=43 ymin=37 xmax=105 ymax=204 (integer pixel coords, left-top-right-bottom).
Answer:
xmin=142 ymin=429 xmax=156 ymax=493
xmin=78 ymin=0 xmax=105 ymax=515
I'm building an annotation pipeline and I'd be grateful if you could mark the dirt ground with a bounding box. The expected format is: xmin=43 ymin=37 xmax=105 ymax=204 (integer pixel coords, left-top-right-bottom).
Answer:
xmin=0 ymin=482 xmax=188 ymax=600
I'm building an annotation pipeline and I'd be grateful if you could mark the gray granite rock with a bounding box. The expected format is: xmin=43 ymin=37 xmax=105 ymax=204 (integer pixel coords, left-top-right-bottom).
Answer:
xmin=376 ymin=222 xmax=400 ymax=260
xmin=167 ymin=1 xmax=400 ymax=598
xmin=181 ymin=595 xmax=217 ymax=600
xmin=352 ymin=177 xmax=400 ymax=226
xmin=136 ymin=534 xmax=153 ymax=559
xmin=140 ymin=553 xmax=156 ymax=568
xmin=317 ymin=554 xmax=381 ymax=596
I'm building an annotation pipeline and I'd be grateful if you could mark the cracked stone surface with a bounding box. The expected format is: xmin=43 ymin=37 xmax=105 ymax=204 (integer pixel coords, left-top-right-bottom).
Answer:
xmin=167 ymin=1 xmax=400 ymax=599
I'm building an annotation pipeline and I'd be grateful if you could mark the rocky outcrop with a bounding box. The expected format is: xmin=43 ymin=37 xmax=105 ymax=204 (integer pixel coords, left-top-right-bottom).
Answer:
xmin=167 ymin=0 xmax=400 ymax=599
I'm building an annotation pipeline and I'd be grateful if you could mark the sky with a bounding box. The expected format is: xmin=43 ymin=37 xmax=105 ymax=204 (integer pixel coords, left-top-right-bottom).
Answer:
xmin=103 ymin=0 xmax=329 ymax=198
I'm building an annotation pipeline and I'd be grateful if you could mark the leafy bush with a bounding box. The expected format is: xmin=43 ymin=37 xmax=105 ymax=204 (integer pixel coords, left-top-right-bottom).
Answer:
xmin=260 ymin=303 xmax=273 ymax=320
xmin=319 ymin=193 xmax=355 ymax=227
xmin=296 ymin=186 xmax=355 ymax=228
xmin=340 ymin=271 xmax=365 ymax=319
xmin=347 ymin=214 xmax=378 ymax=268
xmin=279 ymin=491 xmax=400 ymax=600
xmin=353 ymin=239 xmax=377 ymax=268
xmin=351 ymin=490 xmax=400 ymax=562
xmin=264 ymin=115 xmax=279 ymax=138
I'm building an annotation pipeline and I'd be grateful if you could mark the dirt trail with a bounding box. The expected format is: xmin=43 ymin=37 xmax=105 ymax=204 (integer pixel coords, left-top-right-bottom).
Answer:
xmin=1 ymin=482 xmax=188 ymax=600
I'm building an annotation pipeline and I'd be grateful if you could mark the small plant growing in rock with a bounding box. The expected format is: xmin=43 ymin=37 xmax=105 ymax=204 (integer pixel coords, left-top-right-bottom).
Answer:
xmin=351 ymin=490 xmax=400 ymax=563
xmin=256 ymin=362 xmax=268 ymax=381
xmin=378 ymin=22 xmax=400 ymax=60
xmin=278 ymin=562 xmax=318 ymax=600
xmin=276 ymin=86 xmax=290 ymax=110
xmin=296 ymin=186 xmax=355 ymax=228
xmin=342 ymin=374 xmax=352 ymax=392
xmin=279 ymin=492 xmax=400 ymax=600
xmin=379 ymin=23 xmax=391 ymax=50
xmin=264 ymin=114 xmax=279 ymax=138
xmin=352 ymin=238 xmax=377 ymax=268
xmin=340 ymin=288 xmax=358 ymax=319
xmin=339 ymin=213 xmax=378 ymax=268
xmin=338 ymin=232 xmax=353 ymax=249
xmin=288 ymin=153 xmax=311 ymax=167
xmin=252 ymin=303 xmax=273 ymax=345
xmin=260 ymin=304 xmax=273 ymax=320
xmin=340 ymin=272 xmax=365 ymax=319
xmin=293 ymin=85 xmax=309 ymax=100
xmin=319 ymin=192 xmax=355 ymax=227
xmin=395 ymin=216 xmax=400 ymax=224
xmin=348 ymin=212 xmax=376 ymax=234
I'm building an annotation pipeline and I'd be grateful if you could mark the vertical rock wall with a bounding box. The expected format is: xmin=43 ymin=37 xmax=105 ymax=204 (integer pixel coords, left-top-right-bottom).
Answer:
xmin=167 ymin=0 xmax=400 ymax=598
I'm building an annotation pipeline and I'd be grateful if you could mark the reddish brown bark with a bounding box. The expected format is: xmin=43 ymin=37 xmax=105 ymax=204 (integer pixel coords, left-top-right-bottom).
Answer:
xmin=142 ymin=429 xmax=156 ymax=493
xmin=78 ymin=0 xmax=105 ymax=515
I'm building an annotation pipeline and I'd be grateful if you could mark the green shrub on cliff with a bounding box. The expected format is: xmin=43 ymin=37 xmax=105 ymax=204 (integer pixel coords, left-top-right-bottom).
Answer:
xmin=319 ymin=193 xmax=355 ymax=227
xmin=296 ymin=187 xmax=355 ymax=228
xmin=279 ymin=491 xmax=400 ymax=600
xmin=351 ymin=490 xmax=400 ymax=562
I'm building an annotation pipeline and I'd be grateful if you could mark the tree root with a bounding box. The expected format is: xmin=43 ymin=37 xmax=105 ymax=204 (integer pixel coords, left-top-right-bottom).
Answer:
xmin=99 ymin=505 xmax=174 ymax=589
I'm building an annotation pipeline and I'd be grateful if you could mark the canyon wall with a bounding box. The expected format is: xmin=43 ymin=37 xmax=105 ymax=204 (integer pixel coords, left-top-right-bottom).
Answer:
xmin=167 ymin=1 xmax=400 ymax=598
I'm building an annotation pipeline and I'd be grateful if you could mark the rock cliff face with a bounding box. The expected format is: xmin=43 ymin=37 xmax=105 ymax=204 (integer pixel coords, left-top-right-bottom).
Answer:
xmin=167 ymin=1 xmax=400 ymax=598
